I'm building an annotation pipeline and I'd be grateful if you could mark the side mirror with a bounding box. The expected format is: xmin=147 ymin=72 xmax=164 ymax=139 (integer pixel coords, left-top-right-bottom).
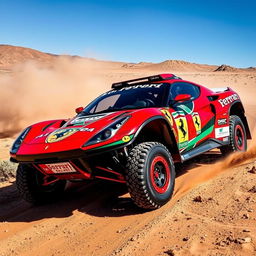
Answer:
xmin=75 ymin=107 xmax=84 ymax=114
xmin=174 ymin=94 xmax=192 ymax=102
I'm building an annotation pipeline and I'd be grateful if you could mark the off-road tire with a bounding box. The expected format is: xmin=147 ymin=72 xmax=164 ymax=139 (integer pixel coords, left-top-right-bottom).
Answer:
xmin=220 ymin=115 xmax=247 ymax=155
xmin=16 ymin=164 xmax=66 ymax=204
xmin=125 ymin=142 xmax=175 ymax=210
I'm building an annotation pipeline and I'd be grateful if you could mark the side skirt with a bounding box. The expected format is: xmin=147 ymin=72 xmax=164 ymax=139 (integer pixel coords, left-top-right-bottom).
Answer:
xmin=180 ymin=139 xmax=229 ymax=162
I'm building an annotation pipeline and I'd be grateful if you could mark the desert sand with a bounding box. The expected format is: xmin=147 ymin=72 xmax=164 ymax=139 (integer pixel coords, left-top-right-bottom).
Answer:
xmin=0 ymin=45 xmax=256 ymax=256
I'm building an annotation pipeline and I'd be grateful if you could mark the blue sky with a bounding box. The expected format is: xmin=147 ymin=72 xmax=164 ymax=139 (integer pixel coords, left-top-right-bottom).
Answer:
xmin=0 ymin=0 xmax=255 ymax=67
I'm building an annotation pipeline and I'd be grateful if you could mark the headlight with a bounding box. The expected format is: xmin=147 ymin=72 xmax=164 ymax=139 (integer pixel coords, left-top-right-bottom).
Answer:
xmin=10 ymin=127 xmax=31 ymax=154
xmin=83 ymin=116 xmax=130 ymax=147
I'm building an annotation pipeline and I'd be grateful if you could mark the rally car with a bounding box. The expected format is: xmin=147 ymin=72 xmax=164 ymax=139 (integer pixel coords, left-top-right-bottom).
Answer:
xmin=10 ymin=74 xmax=251 ymax=209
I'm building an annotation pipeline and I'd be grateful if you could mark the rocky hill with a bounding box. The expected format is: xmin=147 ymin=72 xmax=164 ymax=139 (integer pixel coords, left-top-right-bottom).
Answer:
xmin=0 ymin=45 xmax=57 ymax=69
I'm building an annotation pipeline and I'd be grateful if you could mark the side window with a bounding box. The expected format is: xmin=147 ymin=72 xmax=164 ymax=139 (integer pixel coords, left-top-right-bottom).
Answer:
xmin=170 ymin=82 xmax=200 ymax=101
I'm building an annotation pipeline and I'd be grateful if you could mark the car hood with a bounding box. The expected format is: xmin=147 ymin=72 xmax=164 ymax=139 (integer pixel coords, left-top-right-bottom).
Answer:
xmin=17 ymin=110 xmax=140 ymax=155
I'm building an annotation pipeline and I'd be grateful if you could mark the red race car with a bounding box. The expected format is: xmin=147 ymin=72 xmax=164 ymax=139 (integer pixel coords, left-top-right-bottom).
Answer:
xmin=10 ymin=74 xmax=251 ymax=209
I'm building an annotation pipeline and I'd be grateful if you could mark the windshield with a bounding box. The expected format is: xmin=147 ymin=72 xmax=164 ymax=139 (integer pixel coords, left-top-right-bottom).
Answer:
xmin=83 ymin=83 xmax=168 ymax=114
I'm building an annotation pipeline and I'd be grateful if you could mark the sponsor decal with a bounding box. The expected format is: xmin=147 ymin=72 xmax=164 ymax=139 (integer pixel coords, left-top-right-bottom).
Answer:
xmin=192 ymin=112 xmax=201 ymax=135
xmin=217 ymin=118 xmax=227 ymax=125
xmin=161 ymin=109 xmax=173 ymax=126
xmin=173 ymin=111 xmax=189 ymax=148
xmin=70 ymin=114 xmax=109 ymax=125
xmin=88 ymin=134 xmax=134 ymax=151
xmin=102 ymin=83 xmax=163 ymax=95
xmin=39 ymin=162 xmax=77 ymax=174
xmin=46 ymin=127 xmax=94 ymax=143
xmin=218 ymin=94 xmax=239 ymax=107
xmin=122 ymin=135 xmax=132 ymax=142
xmin=78 ymin=127 xmax=95 ymax=132
xmin=215 ymin=126 xmax=230 ymax=138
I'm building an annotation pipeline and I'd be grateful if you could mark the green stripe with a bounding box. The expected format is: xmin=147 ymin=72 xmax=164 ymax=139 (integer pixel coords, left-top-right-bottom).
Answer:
xmin=178 ymin=105 xmax=192 ymax=114
xmin=201 ymin=117 xmax=215 ymax=132
xmin=184 ymin=125 xmax=214 ymax=151
xmin=87 ymin=134 xmax=134 ymax=151
xmin=179 ymin=117 xmax=215 ymax=152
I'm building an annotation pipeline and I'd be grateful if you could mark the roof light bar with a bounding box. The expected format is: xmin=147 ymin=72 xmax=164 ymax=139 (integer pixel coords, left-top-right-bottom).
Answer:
xmin=111 ymin=73 xmax=182 ymax=89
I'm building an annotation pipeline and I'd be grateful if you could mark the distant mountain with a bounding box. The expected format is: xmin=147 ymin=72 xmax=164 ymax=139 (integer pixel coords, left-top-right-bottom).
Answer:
xmin=138 ymin=60 xmax=218 ymax=72
xmin=0 ymin=45 xmax=57 ymax=69
xmin=0 ymin=45 xmax=124 ymax=70
xmin=214 ymin=64 xmax=239 ymax=72
xmin=214 ymin=64 xmax=256 ymax=72
xmin=0 ymin=45 xmax=254 ymax=72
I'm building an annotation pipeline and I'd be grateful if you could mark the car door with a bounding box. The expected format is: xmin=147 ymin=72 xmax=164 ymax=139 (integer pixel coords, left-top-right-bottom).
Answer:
xmin=168 ymin=82 xmax=214 ymax=153
xmin=189 ymin=83 xmax=215 ymax=151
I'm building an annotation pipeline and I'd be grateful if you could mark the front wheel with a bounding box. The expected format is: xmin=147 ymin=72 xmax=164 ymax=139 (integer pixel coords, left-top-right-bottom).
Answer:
xmin=220 ymin=115 xmax=247 ymax=155
xmin=16 ymin=164 xmax=66 ymax=204
xmin=125 ymin=142 xmax=175 ymax=210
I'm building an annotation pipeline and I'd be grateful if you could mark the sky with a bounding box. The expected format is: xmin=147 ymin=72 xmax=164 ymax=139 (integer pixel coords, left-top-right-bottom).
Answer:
xmin=0 ymin=0 xmax=256 ymax=67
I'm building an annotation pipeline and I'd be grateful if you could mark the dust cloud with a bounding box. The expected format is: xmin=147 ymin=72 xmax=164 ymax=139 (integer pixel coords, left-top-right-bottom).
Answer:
xmin=0 ymin=57 xmax=111 ymax=138
xmin=174 ymin=129 xmax=256 ymax=197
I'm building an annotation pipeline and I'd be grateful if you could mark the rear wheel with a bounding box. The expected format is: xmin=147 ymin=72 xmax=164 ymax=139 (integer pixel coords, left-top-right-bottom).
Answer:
xmin=220 ymin=115 xmax=247 ymax=155
xmin=16 ymin=164 xmax=66 ymax=204
xmin=125 ymin=142 xmax=175 ymax=209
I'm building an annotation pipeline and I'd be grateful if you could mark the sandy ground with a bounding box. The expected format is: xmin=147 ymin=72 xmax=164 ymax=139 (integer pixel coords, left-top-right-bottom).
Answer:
xmin=0 ymin=155 xmax=256 ymax=256
xmin=0 ymin=60 xmax=256 ymax=256
xmin=0 ymin=138 xmax=13 ymax=160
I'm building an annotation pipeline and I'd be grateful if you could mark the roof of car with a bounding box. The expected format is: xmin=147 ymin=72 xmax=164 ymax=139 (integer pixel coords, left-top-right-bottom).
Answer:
xmin=112 ymin=74 xmax=182 ymax=89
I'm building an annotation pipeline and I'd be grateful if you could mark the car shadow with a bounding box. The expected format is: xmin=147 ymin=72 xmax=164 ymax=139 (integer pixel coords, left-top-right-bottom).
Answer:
xmin=0 ymin=151 xmax=224 ymax=223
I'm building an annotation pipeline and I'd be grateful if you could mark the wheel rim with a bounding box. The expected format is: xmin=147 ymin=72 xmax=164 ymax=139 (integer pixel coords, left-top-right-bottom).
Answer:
xmin=235 ymin=124 xmax=245 ymax=151
xmin=150 ymin=156 xmax=171 ymax=194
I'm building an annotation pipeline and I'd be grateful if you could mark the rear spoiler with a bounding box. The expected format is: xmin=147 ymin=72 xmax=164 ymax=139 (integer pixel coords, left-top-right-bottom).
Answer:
xmin=112 ymin=73 xmax=182 ymax=89
xmin=211 ymin=87 xmax=230 ymax=93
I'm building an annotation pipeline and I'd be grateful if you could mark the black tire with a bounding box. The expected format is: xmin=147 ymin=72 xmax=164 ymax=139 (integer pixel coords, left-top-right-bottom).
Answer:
xmin=16 ymin=164 xmax=66 ymax=204
xmin=220 ymin=115 xmax=247 ymax=155
xmin=125 ymin=142 xmax=175 ymax=210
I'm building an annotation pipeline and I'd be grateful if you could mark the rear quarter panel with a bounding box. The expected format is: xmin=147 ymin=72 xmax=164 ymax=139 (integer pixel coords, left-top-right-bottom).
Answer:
xmin=210 ymin=88 xmax=241 ymax=141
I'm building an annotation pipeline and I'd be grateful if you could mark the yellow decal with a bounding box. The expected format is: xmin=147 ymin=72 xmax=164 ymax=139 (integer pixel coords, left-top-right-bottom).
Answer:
xmin=174 ymin=116 xmax=188 ymax=144
xmin=192 ymin=113 xmax=201 ymax=135
xmin=122 ymin=135 xmax=131 ymax=142
xmin=46 ymin=128 xmax=78 ymax=143
xmin=161 ymin=109 xmax=173 ymax=126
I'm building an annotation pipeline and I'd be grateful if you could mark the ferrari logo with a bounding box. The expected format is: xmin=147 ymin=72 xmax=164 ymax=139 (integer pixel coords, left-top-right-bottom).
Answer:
xmin=192 ymin=113 xmax=201 ymax=135
xmin=173 ymin=112 xmax=189 ymax=148
xmin=46 ymin=128 xmax=79 ymax=143
xmin=161 ymin=109 xmax=173 ymax=126
xmin=176 ymin=117 xmax=188 ymax=142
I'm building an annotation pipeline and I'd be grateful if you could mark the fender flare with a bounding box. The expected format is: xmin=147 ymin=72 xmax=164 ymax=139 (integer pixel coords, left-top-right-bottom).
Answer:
xmin=229 ymin=101 xmax=251 ymax=139
xmin=130 ymin=115 xmax=181 ymax=161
